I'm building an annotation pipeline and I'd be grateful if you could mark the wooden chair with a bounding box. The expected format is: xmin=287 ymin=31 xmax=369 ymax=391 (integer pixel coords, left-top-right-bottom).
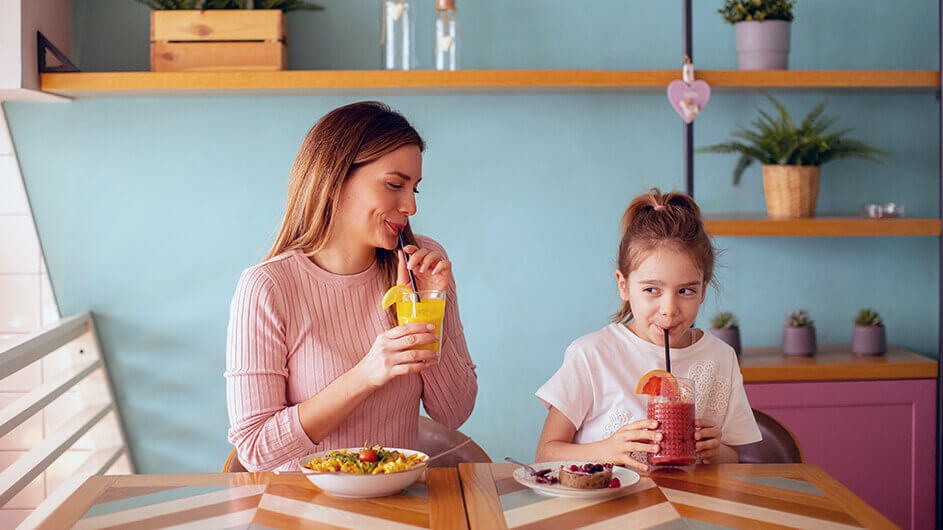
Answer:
xmin=222 ymin=416 xmax=490 ymax=472
xmin=735 ymin=409 xmax=804 ymax=464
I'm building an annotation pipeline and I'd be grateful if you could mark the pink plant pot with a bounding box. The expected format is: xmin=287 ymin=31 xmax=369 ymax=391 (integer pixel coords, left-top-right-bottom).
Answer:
xmin=851 ymin=325 xmax=886 ymax=356
xmin=782 ymin=326 xmax=815 ymax=356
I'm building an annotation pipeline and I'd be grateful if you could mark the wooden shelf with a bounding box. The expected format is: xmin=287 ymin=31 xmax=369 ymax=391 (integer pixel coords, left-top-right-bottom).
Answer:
xmin=740 ymin=345 xmax=938 ymax=382
xmin=39 ymin=69 xmax=940 ymax=98
xmin=704 ymin=216 xmax=941 ymax=237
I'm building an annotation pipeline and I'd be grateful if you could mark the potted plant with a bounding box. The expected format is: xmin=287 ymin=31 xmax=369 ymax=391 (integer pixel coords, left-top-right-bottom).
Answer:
xmin=782 ymin=310 xmax=815 ymax=356
xmin=699 ymin=95 xmax=889 ymax=218
xmin=852 ymin=308 xmax=887 ymax=356
xmin=134 ymin=0 xmax=324 ymax=72
xmin=709 ymin=311 xmax=742 ymax=357
xmin=719 ymin=0 xmax=795 ymax=70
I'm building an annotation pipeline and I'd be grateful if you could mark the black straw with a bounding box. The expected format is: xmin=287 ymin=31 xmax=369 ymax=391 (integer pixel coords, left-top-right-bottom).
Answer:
xmin=398 ymin=231 xmax=420 ymax=299
xmin=664 ymin=328 xmax=671 ymax=373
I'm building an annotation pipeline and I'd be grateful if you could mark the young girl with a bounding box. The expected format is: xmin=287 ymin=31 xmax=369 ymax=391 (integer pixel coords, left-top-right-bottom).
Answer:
xmin=535 ymin=189 xmax=760 ymax=472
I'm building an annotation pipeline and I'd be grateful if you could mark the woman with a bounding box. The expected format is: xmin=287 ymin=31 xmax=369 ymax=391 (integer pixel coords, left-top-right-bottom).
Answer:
xmin=225 ymin=102 xmax=478 ymax=471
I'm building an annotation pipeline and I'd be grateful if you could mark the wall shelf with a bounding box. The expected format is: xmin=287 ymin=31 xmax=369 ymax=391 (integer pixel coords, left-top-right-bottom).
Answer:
xmin=704 ymin=216 xmax=941 ymax=237
xmin=740 ymin=345 xmax=938 ymax=382
xmin=39 ymin=69 xmax=940 ymax=98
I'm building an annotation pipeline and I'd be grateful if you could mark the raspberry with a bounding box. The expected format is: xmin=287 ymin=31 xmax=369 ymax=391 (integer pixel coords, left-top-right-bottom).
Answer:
xmin=569 ymin=465 xmax=578 ymax=471
xmin=608 ymin=478 xmax=621 ymax=488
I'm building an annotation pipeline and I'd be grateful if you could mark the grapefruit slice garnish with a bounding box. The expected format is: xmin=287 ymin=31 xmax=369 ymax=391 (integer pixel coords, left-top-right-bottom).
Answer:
xmin=381 ymin=285 xmax=413 ymax=309
xmin=635 ymin=369 xmax=676 ymax=396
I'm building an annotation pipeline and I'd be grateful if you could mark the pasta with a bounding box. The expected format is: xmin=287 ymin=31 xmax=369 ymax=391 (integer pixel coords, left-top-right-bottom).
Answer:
xmin=303 ymin=445 xmax=426 ymax=474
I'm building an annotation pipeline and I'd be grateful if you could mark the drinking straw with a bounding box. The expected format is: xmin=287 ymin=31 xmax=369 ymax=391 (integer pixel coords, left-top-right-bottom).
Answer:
xmin=664 ymin=328 xmax=671 ymax=373
xmin=398 ymin=231 xmax=420 ymax=300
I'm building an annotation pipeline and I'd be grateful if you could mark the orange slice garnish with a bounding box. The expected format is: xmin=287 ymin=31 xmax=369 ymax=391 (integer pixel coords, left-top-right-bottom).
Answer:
xmin=635 ymin=369 xmax=676 ymax=395
xmin=381 ymin=285 xmax=413 ymax=309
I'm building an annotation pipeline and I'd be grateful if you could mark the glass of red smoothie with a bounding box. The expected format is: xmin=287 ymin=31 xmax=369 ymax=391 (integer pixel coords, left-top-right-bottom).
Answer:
xmin=647 ymin=376 xmax=696 ymax=466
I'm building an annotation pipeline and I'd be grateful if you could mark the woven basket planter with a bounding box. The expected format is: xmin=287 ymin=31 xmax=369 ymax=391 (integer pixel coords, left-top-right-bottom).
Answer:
xmin=761 ymin=165 xmax=821 ymax=218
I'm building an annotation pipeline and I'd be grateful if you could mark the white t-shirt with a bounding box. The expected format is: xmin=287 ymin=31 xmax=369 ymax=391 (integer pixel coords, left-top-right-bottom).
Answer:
xmin=536 ymin=323 xmax=761 ymax=447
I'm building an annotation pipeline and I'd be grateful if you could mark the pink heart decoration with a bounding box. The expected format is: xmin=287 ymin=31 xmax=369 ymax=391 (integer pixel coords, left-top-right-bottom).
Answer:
xmin=667 ymin=80 xmax=711 ymax=123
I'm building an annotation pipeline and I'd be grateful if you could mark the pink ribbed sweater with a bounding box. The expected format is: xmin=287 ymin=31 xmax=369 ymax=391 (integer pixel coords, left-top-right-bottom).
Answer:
xmin=225 ymin=236 xmax=478 ymax=471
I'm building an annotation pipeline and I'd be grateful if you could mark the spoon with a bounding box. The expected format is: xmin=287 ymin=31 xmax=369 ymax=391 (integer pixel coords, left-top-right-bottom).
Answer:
xmin=504 ymin=457 xmax=539 ymax=476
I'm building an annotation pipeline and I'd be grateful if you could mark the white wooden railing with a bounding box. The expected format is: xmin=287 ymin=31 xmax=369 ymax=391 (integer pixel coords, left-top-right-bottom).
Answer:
xmin=0 ymin=312 xmax=132 ymax=529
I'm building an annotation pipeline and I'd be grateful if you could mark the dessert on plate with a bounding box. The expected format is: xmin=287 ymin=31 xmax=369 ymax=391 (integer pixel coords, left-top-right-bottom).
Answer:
xmin=558 ymin=463 xmax=614 ymax=489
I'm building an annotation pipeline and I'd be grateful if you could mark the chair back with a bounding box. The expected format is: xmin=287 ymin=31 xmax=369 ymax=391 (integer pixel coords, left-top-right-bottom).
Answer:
xmin=222 ymin=448 xmax=247 ymax=473
xmin=223 ymin=416 xmax=490 ymax=471
xmin=735 ymin=409 xmax=804 ymax=464
xmin=416 ymin=416 xmax=491 ymax=468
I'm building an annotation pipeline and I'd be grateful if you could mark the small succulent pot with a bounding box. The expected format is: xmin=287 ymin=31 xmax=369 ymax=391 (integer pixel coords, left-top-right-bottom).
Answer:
xmin=710 ymin=327 xmax=742 ymax=357
xmin=735 ymin=20 xmax=791 ymax=70
xmin=852 ymin=325 xmax=886 ymax=356
xmin=782 ymin=325 xmax=816 ymax=356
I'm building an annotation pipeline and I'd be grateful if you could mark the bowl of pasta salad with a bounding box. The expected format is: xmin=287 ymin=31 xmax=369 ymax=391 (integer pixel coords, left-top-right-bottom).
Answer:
xmin=298 ymin=445 xmax=429 ymax=498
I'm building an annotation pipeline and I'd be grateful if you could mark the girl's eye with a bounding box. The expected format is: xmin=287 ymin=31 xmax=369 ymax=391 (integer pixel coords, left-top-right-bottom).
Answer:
xmin=643 ymin=287 xmax=658 ymax=294
xmin=388 ymin=183 xmax=403 ymax=190
xmin=680 ymin=288 xmax=697 ymax=295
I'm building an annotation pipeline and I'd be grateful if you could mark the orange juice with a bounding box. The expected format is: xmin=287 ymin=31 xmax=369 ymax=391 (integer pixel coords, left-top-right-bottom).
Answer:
xmin=395 ymin=292 xmax=446 ymax=351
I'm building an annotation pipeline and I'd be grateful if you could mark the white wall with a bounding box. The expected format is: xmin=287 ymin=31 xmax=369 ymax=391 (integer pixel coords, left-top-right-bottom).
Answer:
xmin=0 ymin=107 xmax=132 ymax=528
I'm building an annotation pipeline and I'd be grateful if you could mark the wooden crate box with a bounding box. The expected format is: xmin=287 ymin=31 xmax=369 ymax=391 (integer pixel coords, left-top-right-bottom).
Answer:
xmin=150 ymin=10 xmax=286 ymax=72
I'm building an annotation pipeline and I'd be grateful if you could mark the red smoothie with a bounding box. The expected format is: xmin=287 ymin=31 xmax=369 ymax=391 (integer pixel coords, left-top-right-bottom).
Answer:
xmin=648 ymin=400 xmax=696 ymax=466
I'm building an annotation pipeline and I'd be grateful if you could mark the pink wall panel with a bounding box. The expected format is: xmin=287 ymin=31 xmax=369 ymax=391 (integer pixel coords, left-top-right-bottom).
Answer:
xmin=746 ymin=379 xmax=936 ymax=530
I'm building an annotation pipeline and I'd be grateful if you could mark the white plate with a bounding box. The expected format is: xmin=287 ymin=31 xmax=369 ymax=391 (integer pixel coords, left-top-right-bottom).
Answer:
xmin=297 ymin=447 xmax=428 ymax=498
xmin=512 ymin=462 xmax=640 ymax=498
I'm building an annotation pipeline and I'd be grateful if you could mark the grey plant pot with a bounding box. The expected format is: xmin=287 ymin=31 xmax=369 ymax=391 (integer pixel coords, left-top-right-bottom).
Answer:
xmin=782 ymin=326 xmax=815 ymax=356
xmin=710 ymin=327 xmax=742 ymax=357
xmin=851 ymin=325 xmax=887 ymax=356
xmin=735 ymin=20 xmax=791 ymax=70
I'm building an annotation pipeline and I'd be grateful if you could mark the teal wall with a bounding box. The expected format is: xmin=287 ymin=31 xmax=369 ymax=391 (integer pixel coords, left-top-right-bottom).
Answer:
xmin=3 ymin=0 xmax=939 ymax=473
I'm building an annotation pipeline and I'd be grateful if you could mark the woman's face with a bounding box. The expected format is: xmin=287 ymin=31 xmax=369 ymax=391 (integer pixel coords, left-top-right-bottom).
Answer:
xmin=617 ymin=246 xmax=706 ymax=348
xmin=334 ymin=144 xmax=423 ymax=251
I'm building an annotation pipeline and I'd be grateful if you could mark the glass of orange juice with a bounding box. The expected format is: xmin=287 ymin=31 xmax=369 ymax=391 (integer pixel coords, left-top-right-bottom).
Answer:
xmin=394 ymin=290 xmax=446 ymax=352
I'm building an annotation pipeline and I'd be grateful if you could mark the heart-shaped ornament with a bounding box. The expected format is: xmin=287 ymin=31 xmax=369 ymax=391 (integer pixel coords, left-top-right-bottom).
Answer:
xmin=387 ymin=1 xmax=406 ymax=21
xmin=437 ymin=35 xmax=455 ymax=52
xmin=667 ymin=80 xmax=711 ymax=123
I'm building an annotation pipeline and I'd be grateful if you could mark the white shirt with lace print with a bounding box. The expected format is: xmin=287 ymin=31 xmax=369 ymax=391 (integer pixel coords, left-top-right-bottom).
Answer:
xmin=536 ymin=323 xmax=761 ymax=449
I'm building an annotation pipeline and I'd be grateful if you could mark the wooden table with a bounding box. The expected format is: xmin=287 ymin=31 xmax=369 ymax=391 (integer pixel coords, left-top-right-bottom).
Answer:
xmin=36 ymin=468 xmax=467 ymax=529
xmin=459 ymin=463 xmax=898 ymax=529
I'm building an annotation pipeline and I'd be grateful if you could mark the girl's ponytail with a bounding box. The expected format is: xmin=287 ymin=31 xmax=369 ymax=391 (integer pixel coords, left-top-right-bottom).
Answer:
xmin=613 ymin=188 xmax=715 ymax=324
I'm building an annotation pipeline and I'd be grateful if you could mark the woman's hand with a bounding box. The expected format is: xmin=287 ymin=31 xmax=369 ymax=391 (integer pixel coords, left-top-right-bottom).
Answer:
xmin=594 ymin=419 xmax=662 ymax=472
xmin=354 ymin=323 xmax=440 ymax=389
xmin=694 ymin=419 xmax=722 ymax=462
xmin=397 ymin=245 xmax=451 ymax=292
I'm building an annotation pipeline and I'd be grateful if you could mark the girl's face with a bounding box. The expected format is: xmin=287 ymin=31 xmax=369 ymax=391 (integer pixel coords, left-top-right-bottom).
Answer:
xmin=333 ymin=144 xmax=423 ymax=251
xmin=616 ymin=246 xmax=706 ymax=348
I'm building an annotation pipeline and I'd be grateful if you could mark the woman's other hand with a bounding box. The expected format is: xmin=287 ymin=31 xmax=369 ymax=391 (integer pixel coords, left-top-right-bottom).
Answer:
xmin=355 ymin=323 xmax=440 ymax=389
xmin=694 ymin=419 xmax=722 ymax=462
xmin=398 ymin=245 xmax=451 ymax=292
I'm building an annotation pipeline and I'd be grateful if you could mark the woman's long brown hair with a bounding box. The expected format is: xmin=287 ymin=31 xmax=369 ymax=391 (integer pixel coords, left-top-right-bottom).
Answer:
xmin=266 ymin=102 xmax=425 ymax=293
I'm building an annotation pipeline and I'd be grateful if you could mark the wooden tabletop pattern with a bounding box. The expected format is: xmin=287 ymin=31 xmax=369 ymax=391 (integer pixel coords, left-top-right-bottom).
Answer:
xmin=37 ymin=469 xmax=467 ymax=530
xmin=459 ymin=463 xmax=898 ymax=530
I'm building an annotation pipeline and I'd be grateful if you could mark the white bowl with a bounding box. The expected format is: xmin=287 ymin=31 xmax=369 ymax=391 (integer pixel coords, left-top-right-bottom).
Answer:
xmin=297 ymin=447 xmax=429 ymax=498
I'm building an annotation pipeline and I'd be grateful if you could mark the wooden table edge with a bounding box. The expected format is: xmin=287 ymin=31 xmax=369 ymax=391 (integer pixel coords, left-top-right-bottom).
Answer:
xmin=427 ymin=467 xmax=469 ymax=530
xmin=458 ymin=463 xmax=508 ymax=530
xmin=36 ymin=475 xmax=117 ymax=530
xmin=799 ymin=464 xmax=898 ymax=530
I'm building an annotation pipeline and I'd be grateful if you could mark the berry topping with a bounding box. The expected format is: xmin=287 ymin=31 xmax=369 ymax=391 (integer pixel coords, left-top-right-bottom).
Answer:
xmin=608 ymin=478 xmax=621 ymax=488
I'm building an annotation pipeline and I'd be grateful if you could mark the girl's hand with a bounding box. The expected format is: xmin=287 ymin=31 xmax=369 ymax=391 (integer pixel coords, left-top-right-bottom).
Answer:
xmin=695 ymin=419 xmax=722 ymax=462
xmin=355 ymin=323 xmax=440 ymax=389
xmin=595 ymin=419 xmax=662 ymax=473
xmin=397 ymin=245 xmax=451 ymax=292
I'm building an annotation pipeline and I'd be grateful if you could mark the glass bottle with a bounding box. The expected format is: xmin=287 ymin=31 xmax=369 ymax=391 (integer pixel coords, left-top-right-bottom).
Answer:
xmin=382 ymin=0 xmax=415 ymax=70
xmin=434 ymin=0 xmax=458 ymax=71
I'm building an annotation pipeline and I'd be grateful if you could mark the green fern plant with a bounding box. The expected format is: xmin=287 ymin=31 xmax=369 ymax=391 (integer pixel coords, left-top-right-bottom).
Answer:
xmin=787 ymin=310 xmax=813 ymax=328
xmin=854 ymin=308 xmax=883 ymax=327
xmin=719 ymin=0 xmax=795 ymax=24
xmin=710 ymin=311 xmax=739 ymax=330
xmin=698 ymin=94 xmax=889 ymax=185
xmin=133 ymin=0 xmax=323 ymax=11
